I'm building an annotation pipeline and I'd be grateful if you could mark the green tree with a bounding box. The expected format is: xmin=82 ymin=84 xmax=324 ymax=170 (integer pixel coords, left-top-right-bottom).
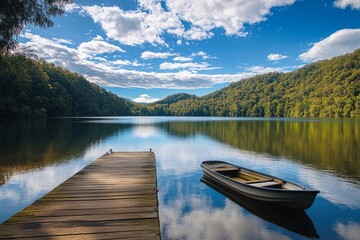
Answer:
xmin=0 ymin=0 xmax=72 ymax=53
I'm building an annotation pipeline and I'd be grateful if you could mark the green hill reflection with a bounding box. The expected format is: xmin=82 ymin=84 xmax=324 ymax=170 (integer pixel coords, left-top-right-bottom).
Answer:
xmin=0 ymin=118 xmax=131 ymax=184
xmin=158 ymin=119 xmax=360 ymax=179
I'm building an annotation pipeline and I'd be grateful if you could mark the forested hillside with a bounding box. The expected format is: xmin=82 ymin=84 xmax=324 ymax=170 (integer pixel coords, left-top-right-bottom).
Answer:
xmin=0 ymin=54 xmax=134 ymax=117
xmin=154 ymin=93 xmax=198 ymax=105
xmin=144 ymin=49 xmax=360 ymax=118
xmin=1 ymin=49 xmax=359 ymax=118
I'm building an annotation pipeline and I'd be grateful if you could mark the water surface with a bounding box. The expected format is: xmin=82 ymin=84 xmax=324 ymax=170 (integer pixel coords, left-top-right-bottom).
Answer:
xmin=0 ymin=117 xmax=359 ymax=239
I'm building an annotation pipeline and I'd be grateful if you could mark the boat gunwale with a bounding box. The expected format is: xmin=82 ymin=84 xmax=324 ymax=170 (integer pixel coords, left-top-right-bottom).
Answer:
xmin=201 ymin=160 xmax=320 ymax=193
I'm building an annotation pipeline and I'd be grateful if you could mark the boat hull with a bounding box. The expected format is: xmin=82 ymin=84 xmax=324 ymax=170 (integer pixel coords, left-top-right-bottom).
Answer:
xmin=201 ymin=161 xmax=319 ymax=209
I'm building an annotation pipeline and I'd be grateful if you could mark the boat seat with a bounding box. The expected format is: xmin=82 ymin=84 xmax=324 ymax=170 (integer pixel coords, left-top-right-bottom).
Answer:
xmin=245 ymin=178 xmax=273 ymax=184
xmin=249 ymin=181 xmax=282 ymax=188
xmin=212 ymin=167 xmax=239 ymax=172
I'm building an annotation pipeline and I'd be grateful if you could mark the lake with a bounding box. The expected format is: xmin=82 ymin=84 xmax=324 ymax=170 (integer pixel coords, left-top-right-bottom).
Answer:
xmin=0 ymin=117 xmax=359 ymax=239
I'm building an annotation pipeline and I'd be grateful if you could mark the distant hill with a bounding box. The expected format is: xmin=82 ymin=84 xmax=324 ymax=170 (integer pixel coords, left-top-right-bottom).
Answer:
xmin=144 ymin=49 xmax=360 ymax=118
xmin=153 ymin=93 xmax=198 ymax=105
xmin=0 ymin=54 xmax=134 ymax=117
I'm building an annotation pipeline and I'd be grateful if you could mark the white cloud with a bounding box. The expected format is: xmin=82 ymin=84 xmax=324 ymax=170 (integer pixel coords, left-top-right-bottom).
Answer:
xmin=334 ymin=0 xmax=360 ymax=9
xmin=160 ymin=62 xmax=209 ymax=71
xmin=83 ymin=6 xmax=150 ymax=46
xmin=141 ymin=51 xmax=175 ymax=59
xmin=183 ymin=26 xmax=214 ymax=40
xmin=20 ymin=32 xmax=296 ymax=89
xmin=20 ymin=31 xmax=79 ymax=67
xmin=111 ymin=59 xmax=132 ymax=66
xmin=80 ymin=0 xmax=296 ymax=46
xmin=83 ymin=1 xmax=184 ymax=46
xmin=299 ymin=29 xmax=360 ymax=62
xmin=267 ymin=53 xmax=288 ymax=61
xmin=52 ymin=38 xmax=74 ymax=45
xmin=133 ymin=94 xmax=160 ymax=103
xmin=238 ymin=65 xmax=295 ymax=74
xmin=77 ymin=35 xmax=125 ymax=59
xmin=191 ymin=51 xmax=214 ymax=60
xmin=166 ymin=0 xmax=295 ymax=36
xmin=173 ymin=56 xmax=193 ymax=62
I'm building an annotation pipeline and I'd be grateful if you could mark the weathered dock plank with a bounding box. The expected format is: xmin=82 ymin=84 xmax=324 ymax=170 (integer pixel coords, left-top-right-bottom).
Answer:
xmin=0 ymin=151 xmax=160 ymax=240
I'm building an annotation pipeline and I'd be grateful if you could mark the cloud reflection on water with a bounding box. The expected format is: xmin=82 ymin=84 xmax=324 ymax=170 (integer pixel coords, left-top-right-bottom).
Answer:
xmin=160 ymin=194 xmax=291 ymax=240
xmin=299 ymin=169 xmax=360 ymax=209
xmin=335 ymin=222 xmax=360 ymax=240
xmin=0 ymin=157 xmax=92 ymax=223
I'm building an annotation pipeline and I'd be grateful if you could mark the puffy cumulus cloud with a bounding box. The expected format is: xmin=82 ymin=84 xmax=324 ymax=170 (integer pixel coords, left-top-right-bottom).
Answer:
xmin=267 ymin=53 xmax=288 ymax=61
xmin=166 ymin=0 xmax=295 ymax=36
xmin=299 ymin=29 xmax=360 ymax=62
xmin=334 ymin=0 xmax=360 ymax=9
xmin=81 ymin=0 xmax=295 ymax=46
xmin=132 ymin=94 xmax=161 ymax=103
xmin=83 ymin=1 xmax=184 ymax=46
xmin=83 ymin=6 xmax=149 ymax=46
xmin=141 ymin=51 xmax=175 ymax=59
xmin=20 ymin=32 xmax=295 ymax=89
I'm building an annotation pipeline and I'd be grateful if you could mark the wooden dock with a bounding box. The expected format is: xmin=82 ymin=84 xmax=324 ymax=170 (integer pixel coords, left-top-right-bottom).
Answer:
xmin=0 ymin=151 xmax=160 ymax=239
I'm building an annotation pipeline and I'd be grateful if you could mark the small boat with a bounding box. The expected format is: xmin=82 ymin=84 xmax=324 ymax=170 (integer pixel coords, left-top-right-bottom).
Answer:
xmin=201 ymin=161 xmax=320 ymax=209
xmin=201 ymin=177 xmax=319 ymax=238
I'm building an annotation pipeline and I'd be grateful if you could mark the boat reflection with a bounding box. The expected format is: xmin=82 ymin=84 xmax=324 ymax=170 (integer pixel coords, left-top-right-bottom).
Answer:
xmin=201 ymin=176 xmax=319 ymax=239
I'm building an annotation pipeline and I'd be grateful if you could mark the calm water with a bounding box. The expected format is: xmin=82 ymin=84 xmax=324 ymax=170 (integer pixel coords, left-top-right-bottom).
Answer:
xmin=0 ymin=117 xmax=359 ymax=239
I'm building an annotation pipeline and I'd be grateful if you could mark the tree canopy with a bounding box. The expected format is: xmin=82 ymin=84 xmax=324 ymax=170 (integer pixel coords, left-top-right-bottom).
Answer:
xmin=0 ymin=0 xmax=72 ymax=54
xmin=0 ymin=53 xmax=134 ymax=117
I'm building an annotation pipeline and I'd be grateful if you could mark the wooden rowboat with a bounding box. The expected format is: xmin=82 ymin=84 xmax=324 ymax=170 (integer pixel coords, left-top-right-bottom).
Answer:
xmin=201 ymin=177 xmax=319 ymax=238
xmin=201 ymin=161 xmax=320 ymax=209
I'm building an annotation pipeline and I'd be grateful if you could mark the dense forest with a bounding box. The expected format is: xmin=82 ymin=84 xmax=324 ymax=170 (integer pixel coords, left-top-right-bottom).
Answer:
xmin=0 ymin=53 xmax=134 ymax=117
xmin=0 ymin=49 xmax=359 ymax=118
xmin=143 ymin=49 xmax=360 ymax=118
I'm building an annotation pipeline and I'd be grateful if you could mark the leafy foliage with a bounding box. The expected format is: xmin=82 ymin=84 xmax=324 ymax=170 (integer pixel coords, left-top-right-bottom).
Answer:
xmin=0 ymin=54 xmax=134 ymax=117
xmin=0 ymin=0 xmax=72 ymax=53
xmin=142 ymin=49 xmax=360 ymax=118
xmin=153 ymin=93 xmax=198 ymax=105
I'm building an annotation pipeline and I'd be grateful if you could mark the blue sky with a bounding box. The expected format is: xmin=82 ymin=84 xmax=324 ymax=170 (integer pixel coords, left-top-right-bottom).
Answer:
xmin=19 ymin=0 xmax=360 ymax=103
